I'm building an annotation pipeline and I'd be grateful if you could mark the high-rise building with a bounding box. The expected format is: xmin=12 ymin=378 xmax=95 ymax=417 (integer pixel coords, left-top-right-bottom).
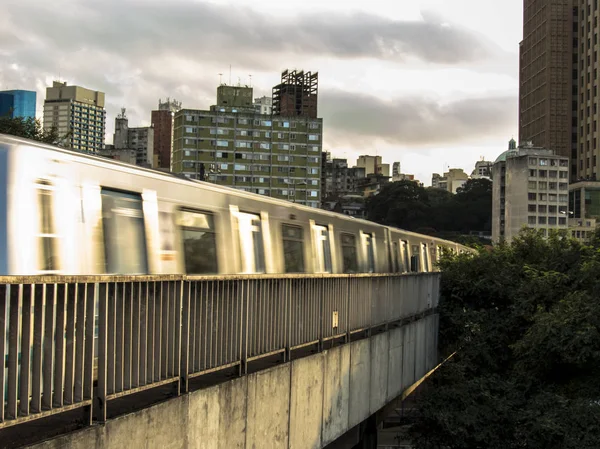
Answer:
xmin=0 ymin=90 xmax=36 ymax=119
xmin=356 ymin=155 xmax=390 ymax=177
xmin=254 ymin=96 xmax=272 ymax=115
xmin=272 ymin=70 xmax=318 ymax=118
xmin=392 ymin=162 xmax=401 ymax=180
xmin=492 ymin=140 xmax=570 ymax=243
xmin=110 ymin=108 xmax=154 ymax=167
xmin=171 ymin=83 xmax=323 ymax=207
xmin=518 ymin=0 xmax=577 ymax=177
xmin=43 ymin=81 xmax=106 ymax=152
xmin=568 ymin=180 xmax=600 ymax=240
xmin=216 ymin=85 xmax=253 ymax=108
xmin=430 ymin=169 xmax=469 ymax=193
xmin=151 ymin=98 xmax=181 ymax=170
xmin=471 ymin=159 xmax=493 ymax=179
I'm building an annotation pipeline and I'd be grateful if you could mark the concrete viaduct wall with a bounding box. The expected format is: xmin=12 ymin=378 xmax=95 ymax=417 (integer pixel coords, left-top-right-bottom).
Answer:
xmin=30 ymin=314 xmax=438 ymax=449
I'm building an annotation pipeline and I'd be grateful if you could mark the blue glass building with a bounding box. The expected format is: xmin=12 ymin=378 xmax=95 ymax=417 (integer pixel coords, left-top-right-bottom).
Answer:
xmin=0 ymin=90 xmax=36 ymax=119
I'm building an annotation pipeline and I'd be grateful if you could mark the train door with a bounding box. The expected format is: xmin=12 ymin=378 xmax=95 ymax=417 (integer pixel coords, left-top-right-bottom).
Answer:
xmin=361 ymin=232 xmax=376 ymax=273
xmin=400 ymin=240 xmax=410 ymax=273
xmin=236 ymin=211 xmax=266 ymax=274
xmin=100 ymin=188 xmax=148 ymax=274
xmin=421 ymin=242 xmax=430 ymax=272
xmin=410 ymin=244 xmax=420 ymax=272
xmin=311 ymin=222 xmax=332 ymax=273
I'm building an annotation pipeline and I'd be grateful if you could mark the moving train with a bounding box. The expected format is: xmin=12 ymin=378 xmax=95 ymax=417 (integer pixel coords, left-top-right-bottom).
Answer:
xmin=0 ymin=134 xmax=470 ymax=276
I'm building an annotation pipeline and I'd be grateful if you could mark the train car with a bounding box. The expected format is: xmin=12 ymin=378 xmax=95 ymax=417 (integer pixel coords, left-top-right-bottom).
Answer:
xmin=0 ymin=134 xmax=471 ymax=276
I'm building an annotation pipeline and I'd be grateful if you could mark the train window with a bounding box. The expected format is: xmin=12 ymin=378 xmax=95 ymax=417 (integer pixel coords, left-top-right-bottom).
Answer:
xmin=392 ymin=241 xmax=400 ymax=273
xmin=282 ymin=224 xmax=304 ymax=273
xmin=421 ymin=243 xmax=430 ymax=272
xmin=341 ymin=233 xmax=358 ymax=273
xmin=237 ymin=212 xmax=265 ymax=273
xmin=313 ymin=225 xmax=332 ymax=273
xmin=401 ymin=240 xmax=410 ymax=273
xmin=410 ymin=244 xmax=420 ymax=272
xmin=101 ymin=189 xmax=148 ymax=274
xmin=37 ymin=180 xmax=59 ymax=272
xmin=363 ymin=233 xmax=375 ymax=273
xmin=176 ymin=209 xmax=218 ymax=274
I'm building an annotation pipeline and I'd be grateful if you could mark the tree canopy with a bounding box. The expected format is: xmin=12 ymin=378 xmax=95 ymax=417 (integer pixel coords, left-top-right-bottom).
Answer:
xmin=366 ymin=179 xmax=492 ymax=238
xmin=410 ymin=229 xmax=600 ymax=449
xmin=0 ymin=115 xmax=60 ymax=144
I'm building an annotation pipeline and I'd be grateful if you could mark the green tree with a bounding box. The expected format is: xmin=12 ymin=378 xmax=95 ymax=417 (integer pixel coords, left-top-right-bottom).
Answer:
xmin=410 ymin=229 xmax=600 ymax=449
xmin=366 ymin=178 xmax=492 ymax=236
xmin=0 ymin=115 xmax=61 ymax=144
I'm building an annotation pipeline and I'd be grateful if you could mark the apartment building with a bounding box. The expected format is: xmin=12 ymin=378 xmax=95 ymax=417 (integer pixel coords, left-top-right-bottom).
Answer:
xmin=492 ymin=140 xmax=570 ymax=242
xmin=43 ymin=81 xmax=106 ymax=152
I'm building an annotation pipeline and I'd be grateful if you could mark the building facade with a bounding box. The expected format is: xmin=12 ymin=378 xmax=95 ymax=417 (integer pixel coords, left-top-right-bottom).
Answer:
xmin=356 ymin=155 xmax=390 ymax=177
xmin=568 ymin=180 xmax=600 ymax=240
xmin=111 ymin=109 xmax=154 ymax=167
xmin=172 ymin=108 xmax=323 ymax=207
xmin=0 ymin=90 xmax=36 ymax=119
xmin=322 ymin=157 xmax=366 ymax=198
xmin=492 ymin=141 xmax=570 ymax=243
xmin=518 ymin=0 xmax=576 ymax=178
xmin=472 ymin=159 xmax=493 ymax=178
xmin=431 ymin=168 xmax=469 ymax=193
xmin=151 ymin=98 xmax=181 ymax=170
xmin=43 ymin=81 xmax=106 ymax=152
xmin=254 ymin=96 xmax=272 ymax=115
xmin=272 ymin=70 xmax=318 ymax=118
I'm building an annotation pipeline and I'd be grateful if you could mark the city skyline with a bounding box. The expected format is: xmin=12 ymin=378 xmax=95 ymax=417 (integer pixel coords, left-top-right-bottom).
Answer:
xmin=0 ymin=0 xmax=522 ymax=185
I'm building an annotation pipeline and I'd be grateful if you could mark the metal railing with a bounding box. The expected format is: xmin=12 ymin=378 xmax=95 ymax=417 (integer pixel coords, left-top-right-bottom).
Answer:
xmin=0 ymin=272 xmax=440 ymax=429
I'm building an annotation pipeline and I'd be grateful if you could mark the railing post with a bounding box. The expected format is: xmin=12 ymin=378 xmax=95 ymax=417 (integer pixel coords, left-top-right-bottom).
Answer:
xmin=239 ymin=279 xmax=249 ymax=376
xmin=284 ymin=278 xmax=291 ymax=363
xmin=180 ymin=280 xmax=190 ymax=393
xmin=96 ymin=282 xmax=108 ymax=423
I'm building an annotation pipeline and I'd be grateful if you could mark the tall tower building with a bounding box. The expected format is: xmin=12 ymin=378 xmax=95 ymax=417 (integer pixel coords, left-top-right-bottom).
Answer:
xmin=0 ymin=90 xmax=36 ymax=119
xmin=151 ymin=98 xmax=181 ymax=170
xmin=112 ymin=108 xmax=154 ymax=167
xmin=518 ymin=0 xmax=577 ymax=178
xmin=43 ymin=81 xmax=106 ymax=152
xmin=272 ymin=69 xmax=318 ymax=118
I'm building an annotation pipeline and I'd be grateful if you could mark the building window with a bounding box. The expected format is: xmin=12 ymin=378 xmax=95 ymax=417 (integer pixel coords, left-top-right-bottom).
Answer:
xmin=539 ymin=170 xmax=547 ymax=178
xmin=549 ymin=205 xmax=557 ymax=214
xmin=559 ymin=217 xmax=567 ymax=225
xmin=528 ymin=193 xmax=537 ymax=201
xmin=529 ymin=158 xmax=538 ymax=165
xmin=538 ymin=205 xmax=547 ymax=213
xmin=538 ymin=216 xmax=547 ymax=225
xmin=528 ymin=216 xmax=536 ymax=225
xmin=549 ymin=182 xmax=557 ymax=190
xmin=529 ymin=169 xmax=537 ymax=177
xmin=308 ymin=134 xmax=319 ymax=141
xmin=540 ymin=159 xmax=548 ymax=166
xmin=528 ymin=204 xmax=537 ymax=212
xmin=539 ymin=193 xmax=547 ymax=201
xmin=528 ymin=181 xmax=537 ymax=190
xmin=538 ymin=181 xmax=548 ymax=190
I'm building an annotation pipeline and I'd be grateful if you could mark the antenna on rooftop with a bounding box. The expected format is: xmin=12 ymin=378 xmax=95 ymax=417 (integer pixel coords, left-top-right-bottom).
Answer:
xmin=218 ymin=73 xmax=223 ymax=85
xmin=249 ymin=74 xmax=252 ymax=87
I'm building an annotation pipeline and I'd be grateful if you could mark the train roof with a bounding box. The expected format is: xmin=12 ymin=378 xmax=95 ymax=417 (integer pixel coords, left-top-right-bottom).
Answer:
xmin=0 ymin=133 xmax=467 ymax=249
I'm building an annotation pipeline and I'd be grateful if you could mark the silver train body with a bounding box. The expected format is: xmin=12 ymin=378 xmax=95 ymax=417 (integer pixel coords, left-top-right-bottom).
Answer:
xmin=0 ymin=134 xmax=470 ymax=276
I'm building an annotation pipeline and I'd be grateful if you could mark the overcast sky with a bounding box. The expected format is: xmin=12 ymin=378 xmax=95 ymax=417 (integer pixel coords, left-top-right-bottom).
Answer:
xmin=0 ymin=0 xmax=522 ymax=185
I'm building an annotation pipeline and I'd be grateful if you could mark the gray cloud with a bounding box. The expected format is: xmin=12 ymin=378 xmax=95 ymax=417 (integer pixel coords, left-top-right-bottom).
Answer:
xmin=320 ymin=90 xmax=517 ymax=148
xmin=2 ymin=0 xmax=507 ymax=68
xmin=0 ymin=0 xmax=515 ymax=147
